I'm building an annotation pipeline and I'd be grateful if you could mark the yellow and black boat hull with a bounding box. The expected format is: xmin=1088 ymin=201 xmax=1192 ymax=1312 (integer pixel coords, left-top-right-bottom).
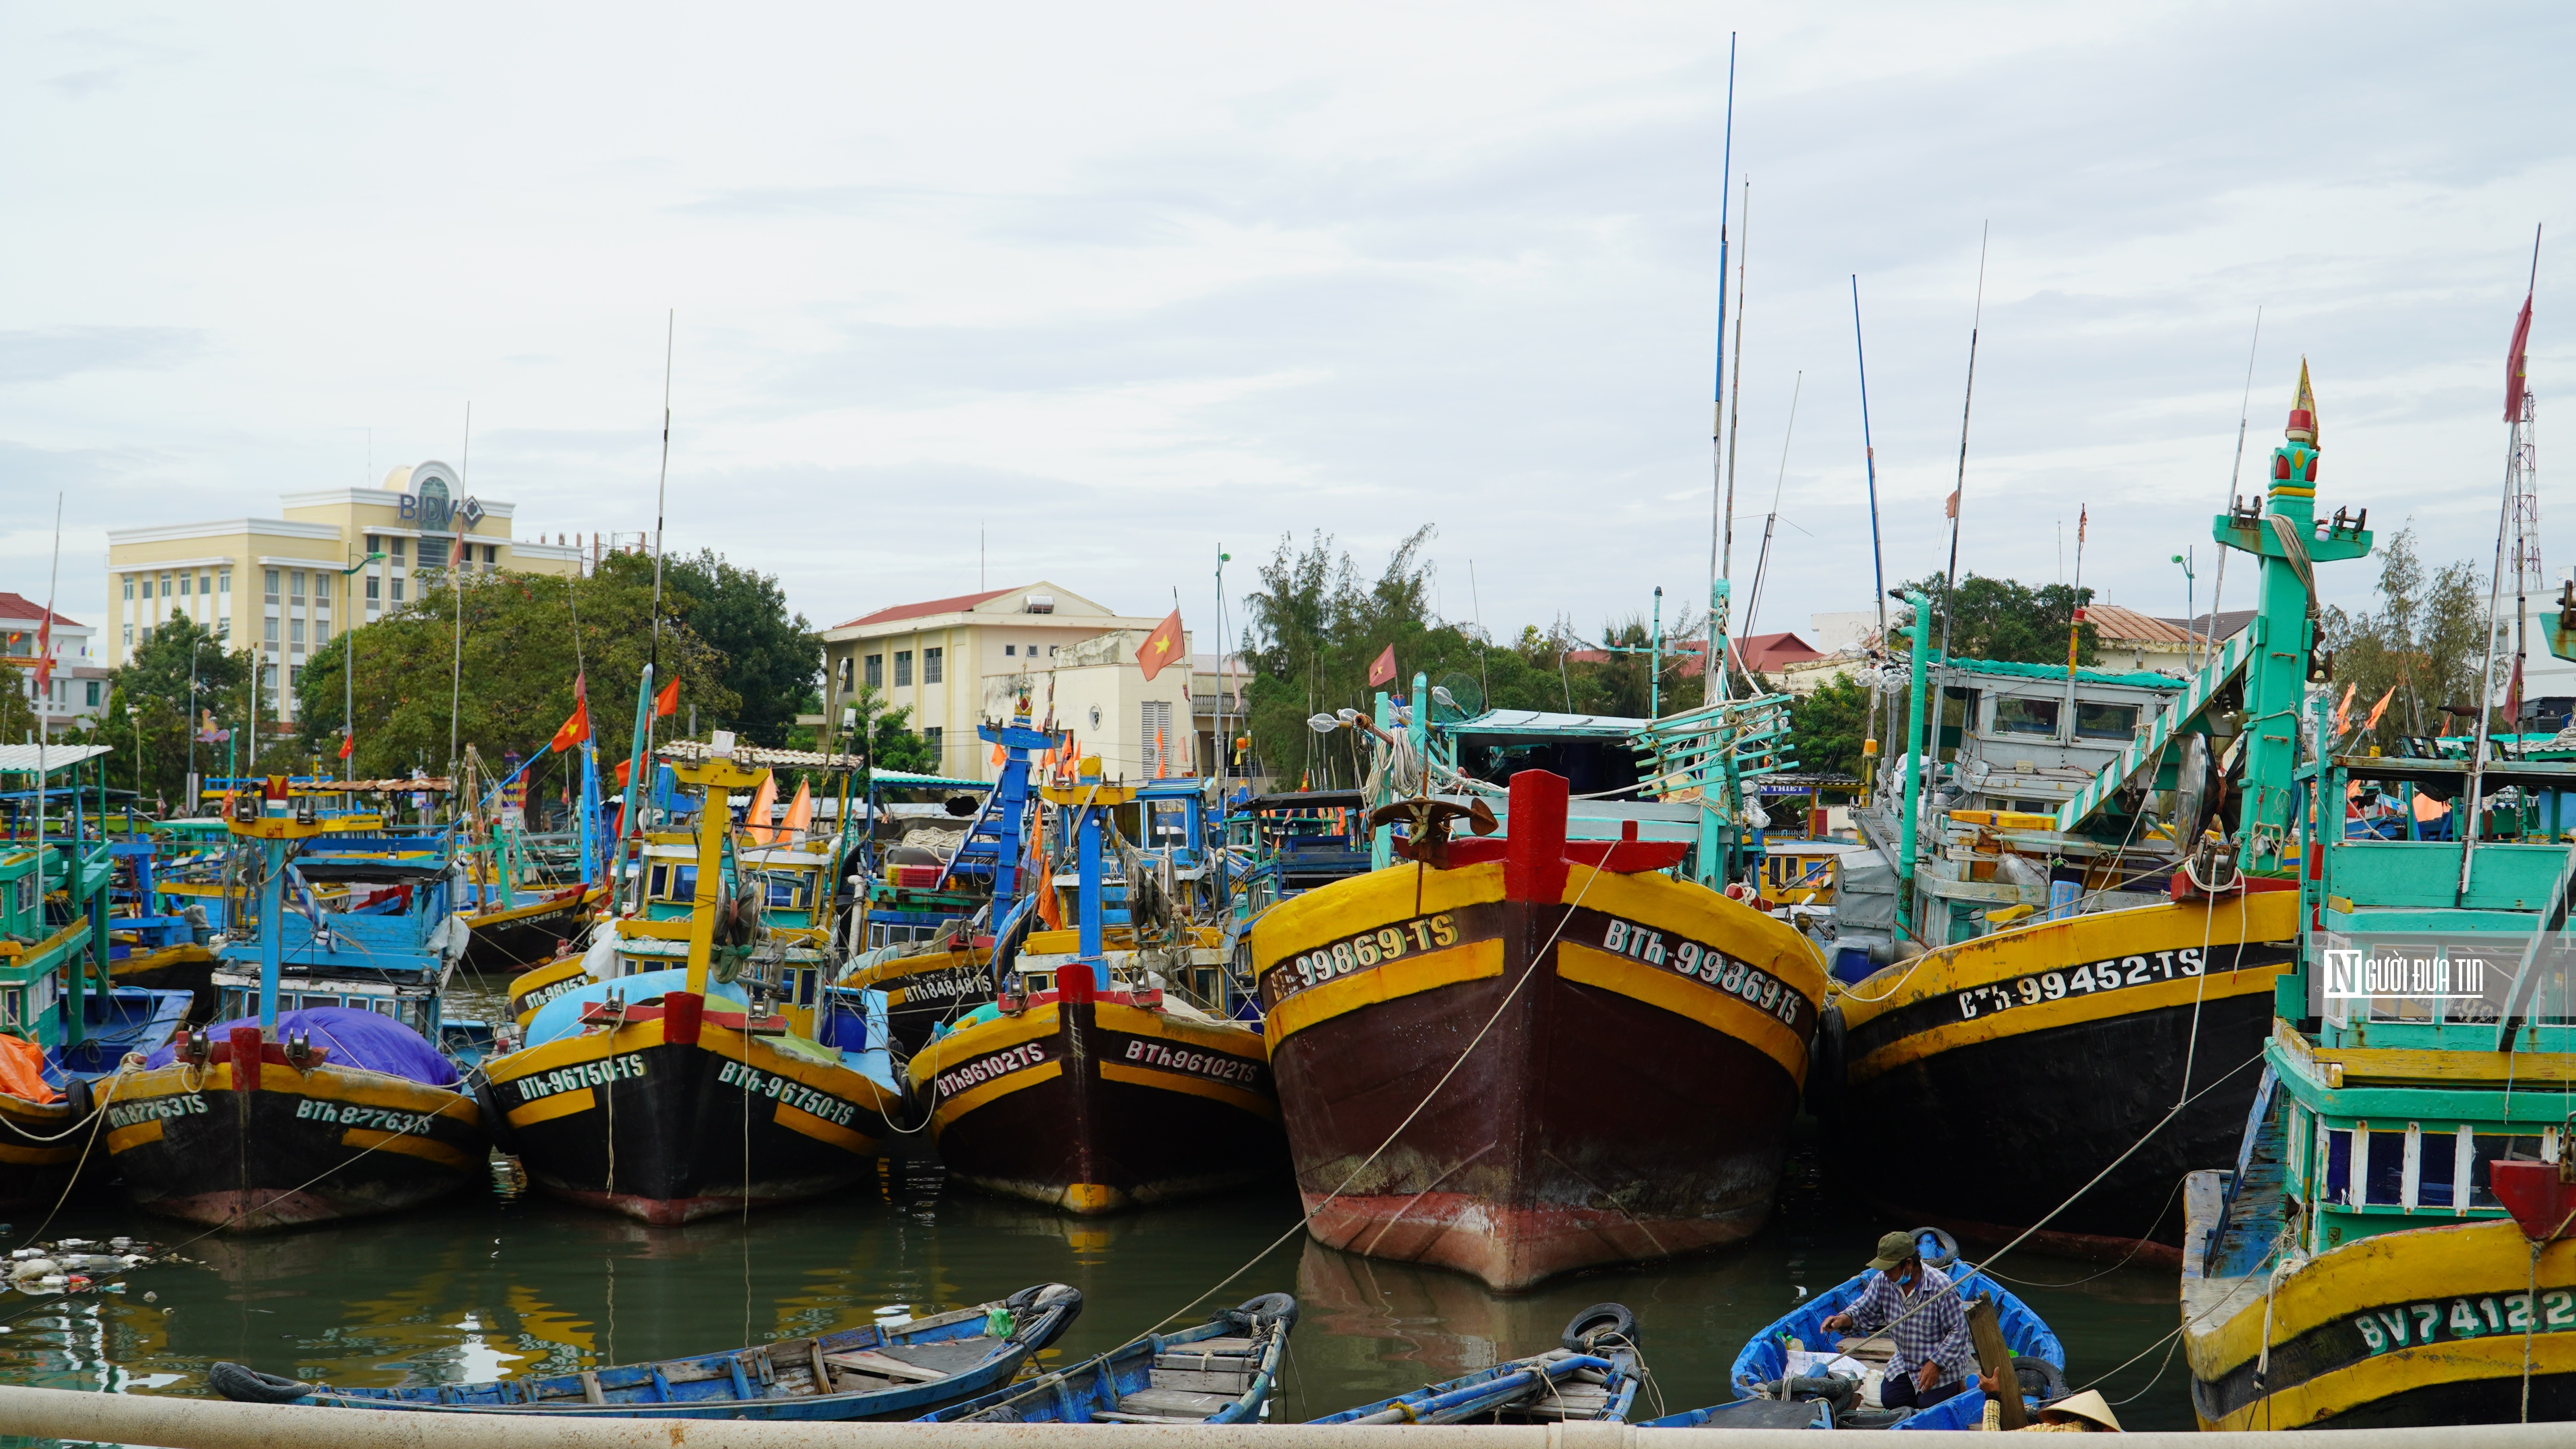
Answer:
xmin=104 ymin=1054 xmax=487 ymax=1231
xmin=485 ymin=1002 xmax=897 ymax=1224
xmin=907 ymin=985 xmax=1280 ymax=1214
xmin=1825 ymin=891 xmax=2297 ymax=1259
xmin=2185 ymin=1181 xmax=2576 ymax=1428
xmin=841 ymin=943 xmax=994 ymax=1052
xmin=0 ymin=1089 xmax=93 ymax=1212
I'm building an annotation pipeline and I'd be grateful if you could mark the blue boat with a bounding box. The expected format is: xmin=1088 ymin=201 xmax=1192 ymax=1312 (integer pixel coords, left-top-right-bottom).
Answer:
xmin=210 ymin=1283 xmax=1081 ymax=1419
xmin=1646 ymin=1233 xmax=2068 ymax=1431
xmin=1306 ymin=1304 xmax=1644 ymax=1425
xmin=920 ymin=1294 xmax=1295 ymax=1425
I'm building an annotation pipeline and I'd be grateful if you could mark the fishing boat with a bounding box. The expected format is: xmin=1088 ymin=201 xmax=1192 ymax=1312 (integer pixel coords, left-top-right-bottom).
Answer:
xmin=1304 ymin=1304 xmax=1644 ymax=1424
xmin=2181 ymin=357 xmax=2576 ymax=1428
xmin=0 ymin=743 xmax=193 ymax=1211
xmin=481 ymin=728 xmax=907 ymax=1224
xmin=837 ymin=714 xmax=1054 ymax=1051
xmin=209 ymin=1282 xmax=1082 ymax=1419
xmin=103 ymin=839 xmax=219 ymax=1020
xmin=905 ymin=757 xmax=1282 ymax=1214
xmin=1648 ymin=1231 xmax=2067 ymax=1431
xmin=453 ymin=744 xmax=610 ymax=972
xmin=920 ymin=1293 xmax=1295 ymax=1424
xmin=1817 ymin=374 xmax=2358 ymax=1263
xmin=1249 ymin=685 xmax=1823 ymax=1291
xmin=103 ymin=784 xmax=489 ymax=1230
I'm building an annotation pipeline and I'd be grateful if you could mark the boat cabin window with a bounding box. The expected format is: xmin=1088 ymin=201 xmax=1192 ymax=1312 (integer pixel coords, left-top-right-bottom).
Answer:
xmin=1990 ymin=697 xmax=2060 ymax=738
xmin=2075 ymin=701 xmax=2140 ymax=740
xmin=1937 ymin=688 xmax=1978 ymax=762
xmin=766 ymin=872 xmax=815 ymax=909
xmin=649 ymin=864 xmax=699 ymax=900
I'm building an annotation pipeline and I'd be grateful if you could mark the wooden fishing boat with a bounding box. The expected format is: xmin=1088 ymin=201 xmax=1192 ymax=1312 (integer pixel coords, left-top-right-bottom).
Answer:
xmin=1305 ymin=1304 xmax=1644 ymax=1424
xmin=920 ymin=1293 xmax=1295 ymax=1424
xmin=1248 ymin=766 xmax=1825 ymax=1292
xmin=483 ymin=743 xmax=905 ymax=1224
xmin=1648 ymin=1232 xmax=2066 ymax=1432
xmin=1821 ymin=892 xmax=2297 ymax=1260
xmin=906 ymin=766 xmax=1282 ymax=1214
xmin=209 ymin=1282 xmax=1082 ymax=1418
xmin=103 ymin=794 xmax=489 ymax=1230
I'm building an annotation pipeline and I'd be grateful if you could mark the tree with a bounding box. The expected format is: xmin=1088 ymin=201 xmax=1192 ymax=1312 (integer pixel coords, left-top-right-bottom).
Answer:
xmin=1790 ymin=672 xmax=1872 ymax=780
xmin=597 ymin=550 xmax=819 ymax=746
xmin=2319 ymin=526 xmax=2500 ymax=747
xmin=293 ymin=569 xmax=735 ymax=788
xmin=64 ymin=618 xmax=253 ymax=810
xmin=1892 ymin=573 xmax=2098 ymax=667
xmin=837 ymin=682 xmax=937 ymax=778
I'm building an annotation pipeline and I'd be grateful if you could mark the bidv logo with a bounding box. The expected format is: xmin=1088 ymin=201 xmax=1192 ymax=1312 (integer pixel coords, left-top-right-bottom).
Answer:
xmin=398 ymin=474 xmax=484 ymax=533
xmin=2321 ymin=946 xmax=2488 ymax=1000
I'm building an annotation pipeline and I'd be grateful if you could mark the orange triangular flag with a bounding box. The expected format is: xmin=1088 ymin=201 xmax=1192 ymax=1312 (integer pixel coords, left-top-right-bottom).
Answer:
xmin=2332 ymin=682 xmax=2356 ymax=734
xmin=781 ymin=779 xmax=814 ymax=836
xmin=1136 ymin=609 xmax=1184 ymax=682
xmin=2363 ymin=685 xmax=2396 ymax=733
xmin=654 ymin=676 xmax=679 ymax=718
xmin=744 ymin=773 xmax=778 ymax=844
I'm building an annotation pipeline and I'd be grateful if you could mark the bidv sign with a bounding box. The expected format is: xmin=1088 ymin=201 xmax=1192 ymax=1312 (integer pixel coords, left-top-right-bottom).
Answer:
xmin=398 ymin=474 xmax=484 ymax=533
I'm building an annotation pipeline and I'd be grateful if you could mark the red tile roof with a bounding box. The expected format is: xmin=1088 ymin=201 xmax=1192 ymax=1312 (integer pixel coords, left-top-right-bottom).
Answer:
xmin=0 ymin=593 xmax=81 ymax=628
xmin=1569 ymin=632 xmax=1823 ymax=678
xmin=835 ymin=588 xmax=1013 ymax=630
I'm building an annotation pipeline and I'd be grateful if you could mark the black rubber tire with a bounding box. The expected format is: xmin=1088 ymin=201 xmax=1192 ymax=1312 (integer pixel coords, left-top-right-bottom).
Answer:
xmin=1909 ymin=1226 xmax=1959 ymax=1269
xmin=1228 ymin=1292 xmax=1299 ymax=1333
xmin=209 ymin=1362 xmax=314 ymax=1404
xmin=1008 ymin=1284 xmax=1083 ymax=1346
xmin=1805 ymin=1004 xmax=1845 ymax=1117
xmin=1560 ymin=1301 xmax=1638 ymax=1353
xmin=64 ymin=1074 xmax=94 ymax=1122
xmin=2011 ymin=1354 xmax=2067 ymax=1403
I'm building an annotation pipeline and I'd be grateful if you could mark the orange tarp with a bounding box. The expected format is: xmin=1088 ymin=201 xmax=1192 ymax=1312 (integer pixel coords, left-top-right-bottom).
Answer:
xmin=0 ymin=1033 xmax=59 ymax=1104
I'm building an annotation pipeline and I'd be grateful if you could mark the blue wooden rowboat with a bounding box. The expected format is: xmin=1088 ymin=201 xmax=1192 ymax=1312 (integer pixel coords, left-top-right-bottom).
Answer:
xmin=1306 ymin=1303 xmax=1644 ymax=1425
xmin=208 ymin=1283 xmax=1080 ymax=1419
xmin=920 ymin=1293 xmax=1296 ymax=1425
xmin=1645 ymin=1230 xmax=2069 ymax=1432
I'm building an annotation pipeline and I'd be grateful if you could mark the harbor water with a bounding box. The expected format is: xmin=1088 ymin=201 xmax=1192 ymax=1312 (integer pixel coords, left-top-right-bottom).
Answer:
xmin=0 ymin=977 xmax=2196 ymax=1432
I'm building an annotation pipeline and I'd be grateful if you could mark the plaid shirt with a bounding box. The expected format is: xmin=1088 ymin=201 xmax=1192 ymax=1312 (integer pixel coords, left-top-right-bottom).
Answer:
xmin=1845 ymin=1263 xmax=1973 ymax=1386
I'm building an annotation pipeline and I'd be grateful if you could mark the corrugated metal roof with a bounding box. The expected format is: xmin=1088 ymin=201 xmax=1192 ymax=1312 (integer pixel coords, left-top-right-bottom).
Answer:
xmin=0 ymin=743 xmax=115 ymax=773
xmin=1447 ymin=709 xmax=1649 ymax=739
xmin=2084 ymin=604 xmax=2198 ymax=645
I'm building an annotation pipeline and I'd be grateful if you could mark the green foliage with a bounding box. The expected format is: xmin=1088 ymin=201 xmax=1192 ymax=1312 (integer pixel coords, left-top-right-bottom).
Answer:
xmin=597 ymin=550 xmax=819 ymax=746
xmin=2319 ymin=526 xmax=2499 ymax=746
xmin=1894 ymin=573 xmax=2097 ymax=667
xmin=1577 ymin=606 xmax=1706 ymax=719
xmin=62 ymin=619 xmax=251 ymax=809
xmin=1790 ymin=671 xmax=1873 ymax=780
xmin=292 ymin=569 xmax=735 ymax=786
xmin=836 ymin=682 xmax=937 ymax=777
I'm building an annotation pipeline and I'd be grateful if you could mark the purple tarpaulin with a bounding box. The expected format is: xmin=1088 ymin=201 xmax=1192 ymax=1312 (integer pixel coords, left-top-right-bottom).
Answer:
xmin=146 ymin=1006 xmax=459 ymax=1087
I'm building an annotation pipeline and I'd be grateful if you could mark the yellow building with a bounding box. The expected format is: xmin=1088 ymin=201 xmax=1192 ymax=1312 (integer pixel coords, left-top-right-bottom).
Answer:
xmin=104 ymin=463 xmax=584 ymax=722
xmin=818 ymin=582 xmax=1192 ymax=783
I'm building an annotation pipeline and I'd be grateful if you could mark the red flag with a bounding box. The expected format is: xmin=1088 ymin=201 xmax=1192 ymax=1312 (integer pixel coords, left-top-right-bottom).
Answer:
xmin=2507 ymin=655 xmax=2527 ymax=733
xmin=654 ymin=676 xmax=679 ymax=718
xmin=1136 ymin=609 xmax=1184 ymax=682
xmin=338 ymin=732 xmax=354 ymax=761
xmin=450 ymin=533 xmax=467 ymax=569
xmin=32 ymin=617 xmax=52 ymax=690
xmin=2508 ymin=291 xmax=2535 ymax=421
xmin=1367 ymin=643 xmax=1397 ymax=688
xmin=614 ymin=758 xmax=632 ymax=788
xmin=549 ymin=694 xmax=590 ymax=753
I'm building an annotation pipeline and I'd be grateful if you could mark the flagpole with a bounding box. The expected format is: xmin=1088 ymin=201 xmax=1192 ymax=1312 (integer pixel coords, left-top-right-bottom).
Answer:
xmin=450 ymin=401 xmax=471 ymax=819
xmin=1701 ymin=30 xmax=1737 ymax=709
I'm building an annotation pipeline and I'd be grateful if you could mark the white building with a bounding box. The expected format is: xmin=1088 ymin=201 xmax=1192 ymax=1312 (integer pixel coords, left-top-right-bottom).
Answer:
xmin=0 ymin=593 xmax=104 ymax=731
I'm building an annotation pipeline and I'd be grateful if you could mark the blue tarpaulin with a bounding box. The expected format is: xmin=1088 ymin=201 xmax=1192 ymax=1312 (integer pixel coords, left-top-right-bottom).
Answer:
xmin=146 ymin=1006 xmax=458 ymax=1087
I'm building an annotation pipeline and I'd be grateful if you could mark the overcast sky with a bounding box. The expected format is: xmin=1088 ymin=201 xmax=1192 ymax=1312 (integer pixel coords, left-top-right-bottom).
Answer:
xmin=3 ymin=4 xmax=2567 ymax=668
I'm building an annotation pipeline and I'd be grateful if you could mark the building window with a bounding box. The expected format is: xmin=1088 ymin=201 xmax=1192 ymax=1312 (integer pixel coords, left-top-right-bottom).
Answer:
xmin=1005 ymin=643 xmax=1016 ymax=657
xmin=314 ymin=621 xmax=329 ymax=648
xmin=140 ymin=625 xmax=154 ymax=645
xmin=178 ymin=573 xmax=191 ymax=597
xmin=391 ymin=578 xmax=405 ymax=603
xmin=389 ymin=537 xmax=405 ymax=564
xmin=122 ymin=577 xmax=134 ymax=602
xmin=264 ymin=618 xmax=278 ymax=644
xmin=894 ymin=651 xmax=912 ymax=687
xmin=290 ymin=665 xmax=303 ymax=691
xmin=923 ymin=726 xmax=942 ymax=761
xmin=483 ymin=545 xmax=498 ymax=567
xmin=85 ymin=681 xmax=99 ymax=707
xmin=215 ymin=618 xmax=228 ymax=640
xmin=264 ymin=570 xmax=279 ymax=603
xmin=122 ymin=624 xmax=132 ymax=648
xmin=289 ymin=618 xmax=304 ymax=649
xmin=365 ymin=534 xmax=379 ymax=558
xmin=261 ymin=664 xmax=276 ymax=697
xmin=315 ymin=573 xmax=331 ymax=603
xmin=1142 ymin=699 xmax=1175 ymax=776
xmin=218 ymin=568 xmax=231 ymax=597
xmin=923 ymin=647 xmax=944 ymax=685
xmin=864 ymin=654 xmax=883 ymax=688
xmin=366 ymin=576 xmax=380 ymax=601
xmin=836 ymin=658 xmax=854 ymax=691
xmin=290 ymin=571 xmax=305 ymax=602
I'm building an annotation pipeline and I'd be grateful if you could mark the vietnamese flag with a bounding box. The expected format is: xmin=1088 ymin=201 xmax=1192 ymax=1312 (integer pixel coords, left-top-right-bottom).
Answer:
xmin=338 ymin=731 xmax=354 ymax=761
xmin=2508 ymin=289 xmax=2535 ymax=421
xmin=1136 ymin=609 xmax=1184 ymax=682
xmin=549 ymin=695 xmax=589 ymax=753
xmin=654 ymin=676 xmax=680 ymax=718
xmin=1367 ymin=643 xmax=1397 ymax=688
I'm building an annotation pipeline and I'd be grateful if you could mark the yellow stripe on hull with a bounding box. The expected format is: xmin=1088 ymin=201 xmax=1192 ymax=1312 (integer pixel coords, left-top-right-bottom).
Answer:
xmin=1557 ymin=942 xmax=1809 ymax=1083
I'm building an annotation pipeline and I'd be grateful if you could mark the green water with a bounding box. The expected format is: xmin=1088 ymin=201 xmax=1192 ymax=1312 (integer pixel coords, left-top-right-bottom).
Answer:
xmin=0 ymin=979 xmax=2198 ymax=1432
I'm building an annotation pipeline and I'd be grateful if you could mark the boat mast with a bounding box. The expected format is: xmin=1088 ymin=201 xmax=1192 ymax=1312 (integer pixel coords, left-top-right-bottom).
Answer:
xmin=1717 ymin=177 xmax=1752 ymax=694
xmin=1853 ymin=276 xmax=1889 ymax=798
xmin=1701 ymin=32 xmax=1737 ymax=708
xmin=2462 ymin=227 xmax=2544 ymax=902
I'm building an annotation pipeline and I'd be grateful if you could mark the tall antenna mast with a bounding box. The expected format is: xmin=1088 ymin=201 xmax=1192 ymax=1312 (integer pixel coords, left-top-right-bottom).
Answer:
xmin=1853 ymin=276 xmax=1888 ymax=649
xmin=2201 ymin=309 xmax=2263 ymax=683
xmin=450 ymin=401 xmax=471 ymax=786
xmin=1935 ymin=224 xmax=1990 ymax=674
xmin=648 ymin=310 xmax=674 ymax=777
xmin=1701 ymin=31 xmax=1738 ymax=707
xmin=2507 ymin=224 xmax=2546 ymax=749
xmin=1717 ymin=176 xmax=1753 ymax=692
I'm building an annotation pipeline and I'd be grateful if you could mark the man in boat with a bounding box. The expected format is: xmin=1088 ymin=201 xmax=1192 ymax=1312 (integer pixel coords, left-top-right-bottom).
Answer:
xmin=1817 ymin=1231 xmax=1975 ymax=1412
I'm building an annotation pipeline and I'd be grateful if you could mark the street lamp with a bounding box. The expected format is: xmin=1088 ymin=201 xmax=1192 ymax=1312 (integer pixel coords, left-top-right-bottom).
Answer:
xmin=2169 ymin=549 xmax=2196 ymax=673
xmin=340 ymin=552 xmax=384 ymax=783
